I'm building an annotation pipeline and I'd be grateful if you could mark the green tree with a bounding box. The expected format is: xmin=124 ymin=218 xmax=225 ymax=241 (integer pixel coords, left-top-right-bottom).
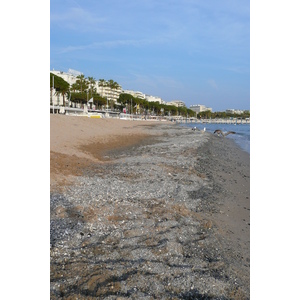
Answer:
xmin=178 ymin=106 xmax=187 ymax=117
xmin=165 ymin=105 xmax=178 ymax=116
xmin=93 ymin=95 xmax=107 ymax=109
xmin=187 ymin=108 xmax=195 ymax=118
xmin=69 ymin=92 xmax=88 ymax=104
xmin=118 ymin=93 xmax=135 ymax=109
xmin=50 ymin=73 xmax=70 ymax=106
xmin=72 ymin=74 xmax=88 ymax=94
xmin=87 ymin=76 xmax=96 ymax=99
xmin=107 ymin=79 xmax=120 ymax=90
xmin=98 ymin=79 xmax=107 ymax=87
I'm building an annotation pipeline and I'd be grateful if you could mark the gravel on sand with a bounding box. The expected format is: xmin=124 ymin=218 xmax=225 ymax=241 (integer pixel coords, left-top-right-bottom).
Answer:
xmin=50 ymin=115 xmax=250 ymax=299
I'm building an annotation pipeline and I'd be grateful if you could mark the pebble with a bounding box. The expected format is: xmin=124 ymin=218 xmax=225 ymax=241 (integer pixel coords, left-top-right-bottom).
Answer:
xmin=50 ymin=125 xmax=250 ymax=299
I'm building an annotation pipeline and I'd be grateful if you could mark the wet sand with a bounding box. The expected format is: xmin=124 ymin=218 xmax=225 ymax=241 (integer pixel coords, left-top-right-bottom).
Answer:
xmin=50 ymin=114 xmax=250 ymax=299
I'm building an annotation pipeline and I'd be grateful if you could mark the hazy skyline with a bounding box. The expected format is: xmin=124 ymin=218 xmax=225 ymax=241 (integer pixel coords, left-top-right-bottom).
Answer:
xmin=50 ymin=0 xmax=250 ymax=111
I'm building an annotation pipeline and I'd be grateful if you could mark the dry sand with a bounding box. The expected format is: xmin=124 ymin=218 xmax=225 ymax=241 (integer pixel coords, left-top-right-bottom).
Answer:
xmin=50 ymin=115 xmax=163 ymax=190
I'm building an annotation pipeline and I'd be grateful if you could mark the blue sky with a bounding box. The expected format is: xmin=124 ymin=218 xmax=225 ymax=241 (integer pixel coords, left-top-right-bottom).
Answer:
xmin=50 ymin=0 xmax=250 ymax=111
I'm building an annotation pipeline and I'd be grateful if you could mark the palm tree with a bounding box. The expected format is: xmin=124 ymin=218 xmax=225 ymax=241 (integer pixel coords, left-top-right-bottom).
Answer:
xmin=70 ymin=75 xmax=89 ymax=107
xmin=98 ymin=79 xmax=107 ymax=87
xmin=60 ymin=85 xmax=69 ymax=107
xmin=98 ymin=79 xmax=108 ymax=106
xmin=88 ymin=76 xmax=96 ymax=99
xmin=107 ymin=79 xmax=120 ymax=90
xmin=75 ymin=74 xmax=88 ymax=94
xmin=108 ymin=80 xmax=121 ymax=106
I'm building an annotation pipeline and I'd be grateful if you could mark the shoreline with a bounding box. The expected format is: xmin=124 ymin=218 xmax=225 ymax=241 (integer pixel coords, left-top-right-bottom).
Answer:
xmin=50 ymin=115 xmax=250 ymax=299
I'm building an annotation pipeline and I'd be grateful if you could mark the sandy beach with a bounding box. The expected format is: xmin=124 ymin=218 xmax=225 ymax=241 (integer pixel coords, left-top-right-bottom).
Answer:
xmin=50 ymin=115 xmax=162 ymax=190
xmin=50 ymin=115 xmax=250 ymax=299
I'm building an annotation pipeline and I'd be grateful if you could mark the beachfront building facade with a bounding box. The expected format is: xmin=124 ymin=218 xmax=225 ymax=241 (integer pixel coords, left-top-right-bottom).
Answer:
xmin=226 ymin=109 xmax=245 ymax=115
xmin=189 ymin=104 xmax=212 ymax=113
xmin=51 ymin=70 xmax=78 ymax=86
xmin=97 ymin=84 xmax=122 ymax=103
xmin=50 ymin=88 xmax=64 ymax=106
xmin=166 ymin=100 xmax=186 ymax=107
xmin=50 ymin=70 xmax=123 ymax=104
xmin=123 ymin=90 xmax=146 ymax=100
xmin=145 ymin=95 xmax=165 ymax=104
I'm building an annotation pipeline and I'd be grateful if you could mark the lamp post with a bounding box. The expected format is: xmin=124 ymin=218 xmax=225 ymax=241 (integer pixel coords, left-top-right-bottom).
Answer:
xmin=52 ymin=75 xmax=54 ymax=114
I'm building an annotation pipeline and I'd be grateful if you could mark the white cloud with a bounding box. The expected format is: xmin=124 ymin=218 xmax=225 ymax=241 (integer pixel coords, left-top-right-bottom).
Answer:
xmin=58 ymin=37 xmax=168 ymax=54
xmin=51 ymin=6 xmax=106 ymax=31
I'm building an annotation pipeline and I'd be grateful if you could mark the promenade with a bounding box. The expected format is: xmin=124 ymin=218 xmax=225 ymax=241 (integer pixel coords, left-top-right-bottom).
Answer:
xmin=50 ymin=105 xmax=250 ymax=124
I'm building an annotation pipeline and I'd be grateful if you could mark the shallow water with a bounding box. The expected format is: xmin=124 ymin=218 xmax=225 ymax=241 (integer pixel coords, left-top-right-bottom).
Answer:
xmin=179 ymin=122 xmax=250 ymax=154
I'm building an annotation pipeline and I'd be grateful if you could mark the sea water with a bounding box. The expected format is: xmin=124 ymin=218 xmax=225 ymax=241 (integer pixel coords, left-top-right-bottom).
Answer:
xmin=180 ymin=122 xmax=250 ymax=154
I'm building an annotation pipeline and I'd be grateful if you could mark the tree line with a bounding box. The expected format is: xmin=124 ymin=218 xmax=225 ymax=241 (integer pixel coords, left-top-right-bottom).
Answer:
xmin=117 ymin=93 xmax=198 ymax=117
xmin=50 ymin=73 xmax=196 ymax=116
xmin=50 ymin=72 xmax=250 ymax=118
xmin=197 ymin=110 xmax=250 ymax=119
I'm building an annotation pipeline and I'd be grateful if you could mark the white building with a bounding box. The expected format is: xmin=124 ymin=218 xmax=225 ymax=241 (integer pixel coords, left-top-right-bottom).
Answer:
xmin=190 ymin=104 xmax=212 ymax=113
xmin=145 ymin=95 xmax=164 ymax=104
xmin=50 ymin=88 xmax=63 ymax=106
xmin=226 ymin=109 xmax=244 ymax=114
xmin=123 ymin=90 xmax=145 ymax=100
xmin=50 ymin=70 xmax=122 ymax=104
xmin=50 ymin=70 xmax=77 ymax=86
xmin=166 ymin=100 xmax=186 ymax=107
xmin=97 ymin=85 xmax=122 ymax=103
